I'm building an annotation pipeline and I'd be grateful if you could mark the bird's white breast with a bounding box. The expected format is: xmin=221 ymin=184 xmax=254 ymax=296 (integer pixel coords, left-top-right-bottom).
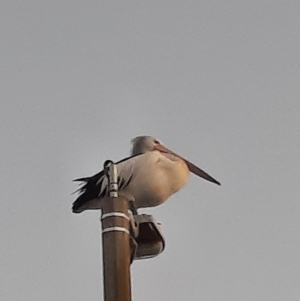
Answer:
xmin=119 ymin=151 xmax=190 ymax=208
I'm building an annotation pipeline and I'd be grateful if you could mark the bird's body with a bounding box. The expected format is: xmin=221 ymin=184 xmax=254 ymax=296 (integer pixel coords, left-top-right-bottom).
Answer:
xmin=120 ymin=150 xmax=190 ymax=208
xmin=72 ymin=136 xmax=220 ymax=213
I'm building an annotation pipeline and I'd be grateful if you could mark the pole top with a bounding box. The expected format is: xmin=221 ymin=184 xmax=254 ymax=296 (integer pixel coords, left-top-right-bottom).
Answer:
xmin=104 ymin=160 xmax=118 ymax=198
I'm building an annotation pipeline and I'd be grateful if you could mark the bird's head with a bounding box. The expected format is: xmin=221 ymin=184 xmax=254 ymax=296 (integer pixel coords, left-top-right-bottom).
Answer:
xmin=130 ymin=135 xmax=221 ymax=186
xmin=131 ymin=136 xmax=162 ymax=155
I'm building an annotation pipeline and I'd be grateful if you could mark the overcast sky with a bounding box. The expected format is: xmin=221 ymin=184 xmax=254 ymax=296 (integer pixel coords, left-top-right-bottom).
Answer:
xmin=1 ymin=1 xmax=300 ymax=300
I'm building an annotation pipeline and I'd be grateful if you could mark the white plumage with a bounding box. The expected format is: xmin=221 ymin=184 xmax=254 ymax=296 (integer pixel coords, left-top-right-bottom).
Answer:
xmin=72 ymin=136 xmax=220 ymax=213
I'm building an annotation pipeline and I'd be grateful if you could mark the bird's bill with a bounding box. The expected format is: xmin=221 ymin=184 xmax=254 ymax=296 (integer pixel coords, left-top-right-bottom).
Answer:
xmin=154 ymin=144 xmax=221 ymax=186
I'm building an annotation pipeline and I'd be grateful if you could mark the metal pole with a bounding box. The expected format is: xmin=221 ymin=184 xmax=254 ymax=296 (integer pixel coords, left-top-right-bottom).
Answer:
xmin=101 ymin=161 xmax=132 ymax=301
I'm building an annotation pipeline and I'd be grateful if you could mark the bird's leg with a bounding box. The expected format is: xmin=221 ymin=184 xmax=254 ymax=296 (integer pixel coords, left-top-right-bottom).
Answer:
xmin=129 ymin=201 xmax=138 ymax=216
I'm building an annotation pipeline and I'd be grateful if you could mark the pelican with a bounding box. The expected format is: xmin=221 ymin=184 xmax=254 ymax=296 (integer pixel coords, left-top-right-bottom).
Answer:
xmin=72 ymin=136 xmax=220 ymax=213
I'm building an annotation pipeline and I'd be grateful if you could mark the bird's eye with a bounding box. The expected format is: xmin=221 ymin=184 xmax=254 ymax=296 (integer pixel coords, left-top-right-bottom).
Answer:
xmin=154 ymin=140 xmax=160 ymax=144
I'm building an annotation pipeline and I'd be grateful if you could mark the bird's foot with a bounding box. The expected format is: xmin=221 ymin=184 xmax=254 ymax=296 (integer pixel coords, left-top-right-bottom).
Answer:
xmin=129 ymin=201 xmax=138 ymax=216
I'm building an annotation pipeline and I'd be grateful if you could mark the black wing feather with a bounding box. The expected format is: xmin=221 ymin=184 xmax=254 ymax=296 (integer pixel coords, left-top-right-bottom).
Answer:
xmin=72 ymin=154 xmax=139 ymax=213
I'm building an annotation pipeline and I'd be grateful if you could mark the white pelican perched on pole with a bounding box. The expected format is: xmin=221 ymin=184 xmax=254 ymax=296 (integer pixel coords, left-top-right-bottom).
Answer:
xmin=72 ymin=136 xmax=220 ymax=213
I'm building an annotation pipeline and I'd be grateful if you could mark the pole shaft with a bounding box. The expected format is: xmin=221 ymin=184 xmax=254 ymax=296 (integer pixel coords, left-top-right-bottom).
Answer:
xmin=101 ymin=197 xmax=132 ymax=301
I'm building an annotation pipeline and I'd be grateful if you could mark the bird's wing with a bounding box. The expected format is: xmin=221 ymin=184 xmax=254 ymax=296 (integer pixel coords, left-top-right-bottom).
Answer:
xmin=72 ymin=154 xmax=140 ymax=213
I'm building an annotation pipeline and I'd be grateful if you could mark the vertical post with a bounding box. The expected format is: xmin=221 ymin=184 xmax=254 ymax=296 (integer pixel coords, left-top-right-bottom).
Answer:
xmin=101 ymin=161 xmax=132 ymax=301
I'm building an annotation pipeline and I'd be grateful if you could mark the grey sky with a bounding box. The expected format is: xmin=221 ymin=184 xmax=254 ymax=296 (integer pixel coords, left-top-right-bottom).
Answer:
xmin=1 ymin=1 xmax=300 ymax=300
